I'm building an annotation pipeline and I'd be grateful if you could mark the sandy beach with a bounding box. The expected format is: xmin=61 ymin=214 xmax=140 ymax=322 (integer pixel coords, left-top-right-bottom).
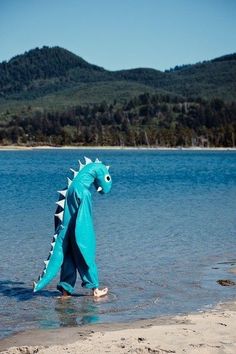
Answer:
xmin=1 ymin=301 xmax=236 ymax=354
xmin=0 ymin=144 xmax=236 ymax=151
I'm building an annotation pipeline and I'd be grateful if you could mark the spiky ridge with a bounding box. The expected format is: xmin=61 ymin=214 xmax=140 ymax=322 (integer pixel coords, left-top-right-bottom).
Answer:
xmin=33 ymin=156 xmax=109 ymax=291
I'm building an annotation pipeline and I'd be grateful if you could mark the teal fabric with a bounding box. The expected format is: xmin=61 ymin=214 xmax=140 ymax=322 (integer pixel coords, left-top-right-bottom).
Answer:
xmin=33 ymin=158 xmax=112 ymax=293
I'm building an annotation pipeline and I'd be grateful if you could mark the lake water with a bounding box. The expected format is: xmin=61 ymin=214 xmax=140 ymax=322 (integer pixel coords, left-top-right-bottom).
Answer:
xmin=0 ymin=149 xmax=236 ymax=339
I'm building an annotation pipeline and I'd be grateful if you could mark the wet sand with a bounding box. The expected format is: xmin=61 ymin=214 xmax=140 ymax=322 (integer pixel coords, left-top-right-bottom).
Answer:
xmin=1 ymin=301 xmax=236 ymax=354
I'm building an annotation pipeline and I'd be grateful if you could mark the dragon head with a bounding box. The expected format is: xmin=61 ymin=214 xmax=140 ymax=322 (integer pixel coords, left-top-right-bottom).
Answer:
xmin=69 ymin=156 xmax=112 ymax=194
xmin=93 ymin=161 xmax=112 ymax=194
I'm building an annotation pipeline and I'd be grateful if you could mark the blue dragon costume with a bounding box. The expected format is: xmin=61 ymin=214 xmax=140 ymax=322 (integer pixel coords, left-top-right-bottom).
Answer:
xmin=33 ymin=157 xmax=112 ymax=294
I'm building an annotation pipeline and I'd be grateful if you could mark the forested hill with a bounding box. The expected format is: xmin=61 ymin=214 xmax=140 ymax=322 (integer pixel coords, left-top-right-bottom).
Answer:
xmin=0 ymin=46 xmax=236 ymax=106
xmin=0 ymin=46 xmax=107 ymax=95
xmin=0 ymin=46 xmax=236 ymax=147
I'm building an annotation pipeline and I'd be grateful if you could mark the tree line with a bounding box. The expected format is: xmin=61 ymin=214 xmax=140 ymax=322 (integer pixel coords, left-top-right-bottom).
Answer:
xmin=0 ymin=93 xmax=235 ymax=147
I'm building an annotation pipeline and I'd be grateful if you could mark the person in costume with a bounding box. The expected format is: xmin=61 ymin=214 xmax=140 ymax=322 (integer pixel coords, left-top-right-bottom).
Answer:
xmin=33 ymin=157 xmax=112 ymax=298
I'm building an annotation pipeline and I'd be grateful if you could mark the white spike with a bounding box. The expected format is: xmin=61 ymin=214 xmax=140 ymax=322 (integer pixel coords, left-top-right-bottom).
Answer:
xmin=84 ymin=156 xmax=92 ymax=165
xmin=106 ymin=165 xmax=110 ymax=170
xmin=56 ymin=199 xmax=65 ymax=208
xmin=44 ymin=260 xmax=49 ymax=267
xmin=53 ymin=234 xmax=58 ymax=241
xmin=78 ymin=160 xmax=85 ymax=171
xmin=50 ymin=251 xmax=53 ymax=255
xmin=95 ymin=158 xmax=101 ymax=163
xmin=70 ymin=168 xmax=78 ymax=178
xmin=97 ymin=186 xmax=103 ymax=192
xmin=43 ymin=269 xmax=47 ymax=274
xmin=58 ymin=189 xmax=67 ymax=197
xmin=33 ymin=281 xmax=37 ymax=288
xmin=55 ymin=211 xmax=64 ymax=221
xmin=67 ymin=177 xmax=72 ymax=187
xmin=51 ymin=241 xmax=55 ymax=248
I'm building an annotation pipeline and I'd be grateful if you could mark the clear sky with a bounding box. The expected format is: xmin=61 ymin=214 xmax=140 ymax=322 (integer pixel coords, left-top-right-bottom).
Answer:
xmin=0 ymin=0 xmax=236 ymax=71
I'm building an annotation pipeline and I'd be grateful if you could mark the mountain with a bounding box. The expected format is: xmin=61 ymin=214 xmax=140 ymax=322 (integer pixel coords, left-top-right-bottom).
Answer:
xmin=0 ymin=46 xmax=107 ymax=95
xmin=0 ymin=47 xmax=235 ymax=147
xmin=116 ymin=53 xmax=236 ymax=101
xmin=0 ymin=46 xmax=236 ymax=114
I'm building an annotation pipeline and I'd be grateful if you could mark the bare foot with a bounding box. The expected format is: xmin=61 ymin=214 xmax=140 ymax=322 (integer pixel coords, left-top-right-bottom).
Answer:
xmin=61 ymin=289 xmax=71 ymax=298
xmin=93 ymin=287 xmax=108 ymax=297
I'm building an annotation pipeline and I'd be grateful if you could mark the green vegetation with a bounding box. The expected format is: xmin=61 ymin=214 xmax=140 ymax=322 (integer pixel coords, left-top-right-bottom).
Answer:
xmin=0 ymin=81 xmax=159 ymax=116
xmin=1 ymin=93 xmax=235 ymax=147
xmin=0 ymin=46 xmax=236 ymax=147
xmin=0 ymin=46 xmax=236 ymax=107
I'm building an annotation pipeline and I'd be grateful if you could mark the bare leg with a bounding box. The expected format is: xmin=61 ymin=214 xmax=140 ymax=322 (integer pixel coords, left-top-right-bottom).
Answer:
xmin=93 ymin=287 xmax=108 ymax=297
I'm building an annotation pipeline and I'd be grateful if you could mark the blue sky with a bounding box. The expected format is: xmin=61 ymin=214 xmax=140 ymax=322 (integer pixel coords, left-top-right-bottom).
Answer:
xmin=0 ymin=0 xmax=235 ymax=71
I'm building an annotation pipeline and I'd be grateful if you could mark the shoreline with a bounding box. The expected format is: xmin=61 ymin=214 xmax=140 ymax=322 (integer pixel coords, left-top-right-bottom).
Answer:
xmin=1 ymin=300 xmax=236 ymax=353
xmin=0 ymin=144 xmax=236 ymax=151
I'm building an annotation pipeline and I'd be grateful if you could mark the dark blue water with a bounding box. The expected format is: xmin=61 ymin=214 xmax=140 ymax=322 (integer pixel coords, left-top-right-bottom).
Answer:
xmin=0 ymin=149 xmax=236 ymax=339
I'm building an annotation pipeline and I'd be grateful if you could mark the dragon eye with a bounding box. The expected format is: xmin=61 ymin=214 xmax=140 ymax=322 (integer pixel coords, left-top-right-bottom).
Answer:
xmin=105 ymin=174 xmax=111 ymax=182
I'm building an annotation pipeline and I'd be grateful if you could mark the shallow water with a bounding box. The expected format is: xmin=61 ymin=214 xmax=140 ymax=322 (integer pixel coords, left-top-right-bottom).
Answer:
xmin=0 ymin=149 xmax=236 ymax=339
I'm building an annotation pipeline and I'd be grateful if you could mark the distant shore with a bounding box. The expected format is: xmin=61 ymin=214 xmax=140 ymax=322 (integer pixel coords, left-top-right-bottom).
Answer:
xmin=1 ymin=300 xmax=236 ymax=354
xmin=1 ymin=145 xmax=236 ymax=151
